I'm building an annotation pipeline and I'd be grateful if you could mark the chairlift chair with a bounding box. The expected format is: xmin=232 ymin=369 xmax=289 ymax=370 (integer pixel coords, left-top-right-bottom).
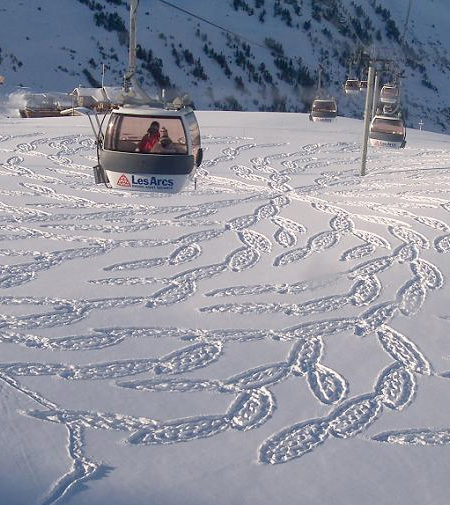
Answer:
xmin=309 ymin=97 xmax=338 ymax=122
xmin=369 ymin=114 xmax=406 ymax=148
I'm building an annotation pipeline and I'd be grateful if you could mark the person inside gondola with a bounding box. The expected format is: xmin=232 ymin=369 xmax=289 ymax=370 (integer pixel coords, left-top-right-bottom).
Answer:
xmin=137 ymin=121 xmax=160 ymax=153
xmin=152 ymin=126 xmax=185 ymax=154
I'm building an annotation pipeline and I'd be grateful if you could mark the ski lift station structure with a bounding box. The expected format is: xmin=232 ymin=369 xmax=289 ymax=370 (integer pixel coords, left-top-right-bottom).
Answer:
xmin=91 ymin=0 xmax=203 ymax=194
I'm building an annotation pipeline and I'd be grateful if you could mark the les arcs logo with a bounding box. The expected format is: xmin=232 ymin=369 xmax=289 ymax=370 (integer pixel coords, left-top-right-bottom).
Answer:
xmin=116 ymin=174 xmax=131 ymax=187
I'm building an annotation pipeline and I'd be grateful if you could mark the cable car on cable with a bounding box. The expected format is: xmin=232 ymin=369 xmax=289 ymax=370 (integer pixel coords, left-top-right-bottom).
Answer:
xmin=344 ymin=79 xmax=360 ymax=94
xmin=369 ymin=112 xmax=406 ymax=148
xmin=94 ymin=102 xmax=202 ymax=192
xmin=309 ymin=65 xmax=337 ymax=122
xmin=309 ymin=97 xmax=338 ymax=122
xmin=379 ymin=84 xmax=399 ymax=105
xmin=90 ymin=0 xmax=203 ymax=194
xmin=359 ymin=80 xmax=368 ymax=91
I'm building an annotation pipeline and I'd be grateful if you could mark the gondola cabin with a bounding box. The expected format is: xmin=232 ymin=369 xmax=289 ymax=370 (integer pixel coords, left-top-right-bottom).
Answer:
xmin=344 ymin=79 xmax=360 ymax=94
xmin=310 ymin=98 xmax=338 ymax=122
xmin=379 ymin=84 xmax=399 ymax=105
xmin=369 ymin=114 xmax=406 ymax=148
xmin=359 ymin=80 xmax=368 ymax=91
xmin=93 ymin=104 xmax=203 ymax=193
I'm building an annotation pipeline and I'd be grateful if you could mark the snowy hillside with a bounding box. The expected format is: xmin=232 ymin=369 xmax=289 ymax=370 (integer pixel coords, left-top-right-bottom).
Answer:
xmin=1 ymin=0 xmax=450 ymax=133
xmin=1 ymin=110 xmax=450 ymax=505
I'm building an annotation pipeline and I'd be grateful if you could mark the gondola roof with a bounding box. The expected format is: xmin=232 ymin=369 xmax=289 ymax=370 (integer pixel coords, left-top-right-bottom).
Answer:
xmin=114 ymin=104 xmax=193 ymax=117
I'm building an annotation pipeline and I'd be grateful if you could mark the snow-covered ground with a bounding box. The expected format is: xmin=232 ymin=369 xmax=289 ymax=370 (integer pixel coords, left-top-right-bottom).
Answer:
xmin=1 ymin=110 xmax=450 ymax=505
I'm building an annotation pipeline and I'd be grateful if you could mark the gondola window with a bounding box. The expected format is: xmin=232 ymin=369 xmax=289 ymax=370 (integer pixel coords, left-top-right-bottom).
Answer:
xmin=104 ymin=115 xmax=188 ymax=154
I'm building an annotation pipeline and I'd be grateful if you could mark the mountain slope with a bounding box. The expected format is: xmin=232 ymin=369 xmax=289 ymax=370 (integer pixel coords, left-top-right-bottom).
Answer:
xmin=1 ymin=0 xmax=449 ymax=132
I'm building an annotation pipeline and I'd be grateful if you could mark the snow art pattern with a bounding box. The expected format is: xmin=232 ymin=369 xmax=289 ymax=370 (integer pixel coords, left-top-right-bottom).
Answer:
xmin=1 ymin=122 xmax=450 ymax=503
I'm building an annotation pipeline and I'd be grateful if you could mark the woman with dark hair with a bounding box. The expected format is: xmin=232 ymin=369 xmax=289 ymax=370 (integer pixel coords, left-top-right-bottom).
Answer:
xmin=137 ymin=121 xmax=160 ymax=152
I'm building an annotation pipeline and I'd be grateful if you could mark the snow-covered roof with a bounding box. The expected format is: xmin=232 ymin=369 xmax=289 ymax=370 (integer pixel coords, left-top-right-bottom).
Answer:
xmin=70 ymin=87 xmax=109 ymax=100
